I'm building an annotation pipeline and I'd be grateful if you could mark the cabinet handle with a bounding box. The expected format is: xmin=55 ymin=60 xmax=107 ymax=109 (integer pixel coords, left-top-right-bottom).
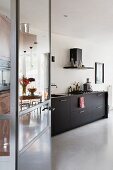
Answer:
xmin=97 ymin=93 xmax=103 ymax=96
xmin=59 ymin=99 xmax=67 ymax=102
xmin=96 ymin=106 xmax=103 ymax=109
xmin=80 ymin=110 xmax=85 ymax=113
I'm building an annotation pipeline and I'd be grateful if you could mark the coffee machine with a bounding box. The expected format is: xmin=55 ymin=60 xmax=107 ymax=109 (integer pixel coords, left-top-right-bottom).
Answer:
xmin=83 ymin=78 xmax=92 ymax=92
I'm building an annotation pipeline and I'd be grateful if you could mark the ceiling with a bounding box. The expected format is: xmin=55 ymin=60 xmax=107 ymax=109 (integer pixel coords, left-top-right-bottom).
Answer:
xmin=51 ymin=0 xmax=113 ymax=40
xmin=0 ymin=0 xmax=10 ymax=16
xmin=1 ymin=0 xmax=113 ymax=40
xmin=20 ymin=0 xmax=49 ymax=32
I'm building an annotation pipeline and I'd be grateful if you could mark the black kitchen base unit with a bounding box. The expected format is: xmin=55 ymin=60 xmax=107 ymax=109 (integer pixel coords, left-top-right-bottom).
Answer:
xmin=51 ymin=92 xmax=108 ymax=136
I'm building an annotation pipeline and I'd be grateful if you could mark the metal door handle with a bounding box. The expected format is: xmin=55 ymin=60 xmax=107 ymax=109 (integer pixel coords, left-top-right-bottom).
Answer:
xmin=42 ymin=107 xmax=55 ymax=111
xmin=80 ymin=110 xmax=85 ymax=113
xmin=96 ymin=106 xmax=102 ymax=109
xmin=97 ymin=93 xmax=103 ymax=96
xmin=59 ymin=99 xmax=67 ymax=102
xmin=50 ymin=107 xmax=55 ymax=111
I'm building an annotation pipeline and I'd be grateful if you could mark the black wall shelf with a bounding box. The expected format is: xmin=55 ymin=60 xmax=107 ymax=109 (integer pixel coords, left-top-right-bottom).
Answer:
xmin=63 ymin=66 xmax=94 ymax=69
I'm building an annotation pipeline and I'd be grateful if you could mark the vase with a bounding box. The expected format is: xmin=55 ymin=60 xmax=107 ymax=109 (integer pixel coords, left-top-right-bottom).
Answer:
xmin=22 ymin=85 xmax=26 ymax=96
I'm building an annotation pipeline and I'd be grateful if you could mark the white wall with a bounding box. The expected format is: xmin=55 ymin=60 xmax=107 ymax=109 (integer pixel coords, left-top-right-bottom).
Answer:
xmin=51 ymin=33 xmax=113 ymax=106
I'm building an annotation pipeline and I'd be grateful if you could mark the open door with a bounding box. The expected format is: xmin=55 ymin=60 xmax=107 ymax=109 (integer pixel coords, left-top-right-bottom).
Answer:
xmin=18 ymin=0 xmax=51 ymax=170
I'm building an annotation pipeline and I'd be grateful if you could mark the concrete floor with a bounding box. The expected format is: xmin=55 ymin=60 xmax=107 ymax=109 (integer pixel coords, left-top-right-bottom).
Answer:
xmin=18 ymin=107 xmax=50 ymax=170
xmin=19 ymin=128 xmax=51 ymax=170
xmin=19 ymin=108 xmax=48 ymax=150
xmin=52 ymin=111 xmax=113 ymax=170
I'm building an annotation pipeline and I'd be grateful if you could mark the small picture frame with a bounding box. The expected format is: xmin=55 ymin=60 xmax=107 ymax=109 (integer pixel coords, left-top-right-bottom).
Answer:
xmin=95 ymin=62 xmax=104 ymax=84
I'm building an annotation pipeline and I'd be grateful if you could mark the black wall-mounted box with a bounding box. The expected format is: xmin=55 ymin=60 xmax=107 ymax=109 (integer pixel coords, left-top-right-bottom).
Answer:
xmin=70 ymin=48 xmax=82 ymax=64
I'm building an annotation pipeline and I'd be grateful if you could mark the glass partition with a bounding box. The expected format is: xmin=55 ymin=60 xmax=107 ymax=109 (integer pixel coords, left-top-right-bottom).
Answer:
xmin=19 ymin=0 xmax=50 ymax=152
xmin=0 ymin=1 xmax=11 ymax=158
xmin=0 ymin=0 xmax=18 ymax=170
xmin=19 ymin=0 xmax=50 ymax=112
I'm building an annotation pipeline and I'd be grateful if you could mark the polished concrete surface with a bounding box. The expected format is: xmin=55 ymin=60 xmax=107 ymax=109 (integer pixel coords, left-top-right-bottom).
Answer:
xmin=19 ymin=106 xmax=51 ymax=170
xmin=52 ymin=111 xmax=113 ymax=170
xmin=19 ymin=128 xmax=51 ymax=170
xmin=19 ymin=109 xmax=48 ymax=150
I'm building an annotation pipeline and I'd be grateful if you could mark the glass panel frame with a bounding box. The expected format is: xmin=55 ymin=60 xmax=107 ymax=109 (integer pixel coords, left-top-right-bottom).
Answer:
xmin=0 ymin=0 xmax=19 ymax=170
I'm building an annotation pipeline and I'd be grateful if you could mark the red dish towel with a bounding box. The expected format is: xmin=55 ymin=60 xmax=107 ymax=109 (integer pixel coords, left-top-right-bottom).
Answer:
xmin=79 ymin=97 xmax=85 ymax=108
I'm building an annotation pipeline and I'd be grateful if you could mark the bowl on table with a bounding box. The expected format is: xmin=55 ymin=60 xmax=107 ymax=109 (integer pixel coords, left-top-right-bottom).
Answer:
xmin=28 ymin=88 xmax=37 ymax=96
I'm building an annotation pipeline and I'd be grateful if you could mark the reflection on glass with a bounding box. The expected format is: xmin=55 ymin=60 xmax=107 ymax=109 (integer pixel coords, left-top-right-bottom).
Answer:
xmin=19 ymin=105 xmax=48 ymax=150
xmin=0 ymin=60 xmax=10 ymax=91
xmin=19 ymin=0 xmax=50 ymax=153
xmin=0 ymin=120 xmax=10 ymax=156
xmin=19 ymin=0 xmax=50 ymax=111
xmin=0 ymin=91 xmax=10 ymax=114
xmin=19 ymin=43 xmax=50 ymax=111
xmin=0 ymin=1 xmax=11 ymax=158
xmin=0 ymin=15 xmax=11 ymax=115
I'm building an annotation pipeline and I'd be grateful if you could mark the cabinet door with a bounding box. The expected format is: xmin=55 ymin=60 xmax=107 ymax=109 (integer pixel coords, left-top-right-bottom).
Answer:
xmin=70 ymin=95 xmax=92 ymax=129
xmin=88 ymin=106 xmax=105 ymax=121
xmin=71 ymin=109 xmax=89 ymax=129
xmin=70 ymin=95 xmax=79 ymax=112
xmin=85 ymin=92 xmax=105 ymax=109
xmin=52 ymin=97 xmax=70 ymax=136
xmin=85 ymin=92 xmax=106 ymax=119
xmin=71 ymin=93 xmax=106 ymax=129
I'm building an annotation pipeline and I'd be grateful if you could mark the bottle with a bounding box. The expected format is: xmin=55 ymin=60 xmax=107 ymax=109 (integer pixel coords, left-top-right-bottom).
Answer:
xmin=76 ymin=83 xmax=78 ymax=91
xmin=78 ymin=60 xmax=82 ymax=68
xmin=71 ymin=58 xmax=75 ymax=67
xmin=73 ymin=83 xmax=76 ymax=92
xmin=76 ymin=82 xmax=80 ymax=91
xmin=83 ymin=78 xmax=92 ymax=92
xmin=68 ymin=86 xmax=72 ymax=93
xmin=75 ymin=61 xmax=78 ymax=68
xmin=77 ymin=82 xmax=80 ymax=91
